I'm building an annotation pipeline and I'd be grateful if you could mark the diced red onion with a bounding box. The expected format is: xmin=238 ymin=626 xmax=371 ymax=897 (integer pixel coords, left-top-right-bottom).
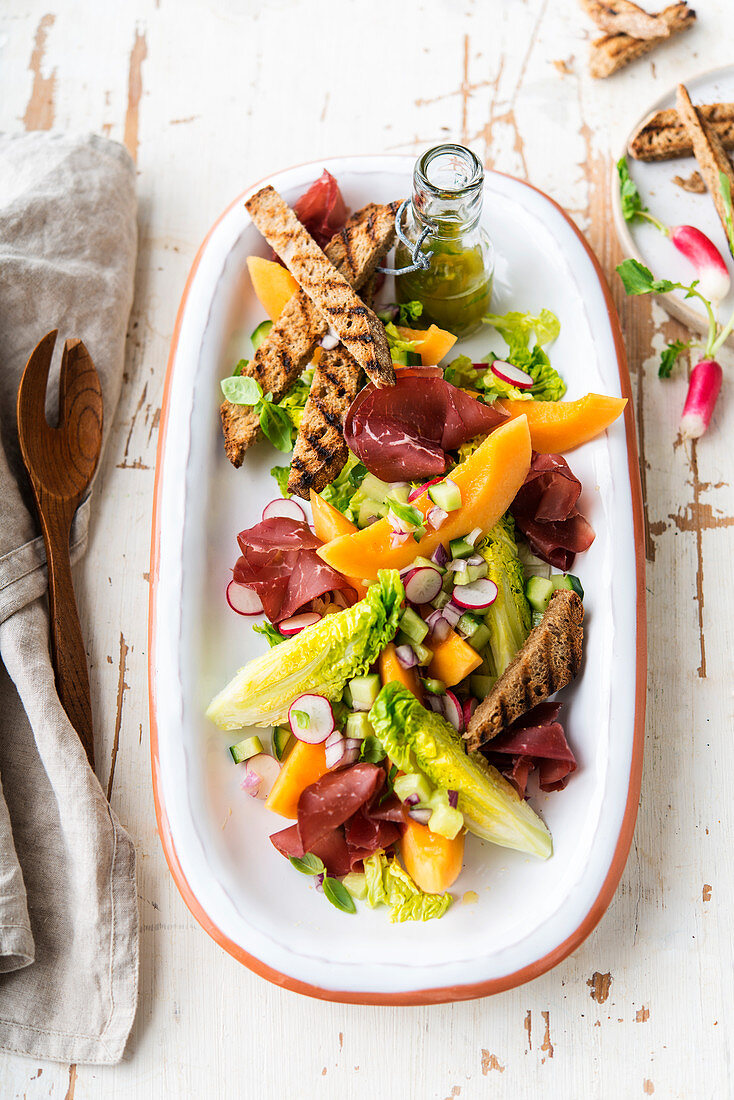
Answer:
xmin=426 ymin=695 xmax=444 ymax=713
xmin=344 ymin=737 xmax=363 ymax=751
xmin=240 ymin=767 xmax=263 ymax=797
xmin=408 ymin=807 xmax=432 ymax=825
xmin=405 ymin=793 xmax=420 ymax=807
xmin=324 ymin=728 xmax=344 ymax=750
xmin=325 ymin=735 xmax=346 ymax=769
xmin=447 ymin=789 xmax=458 ymax=809
xmin=390 ymin=530 xmax=411 ymax=549
xmin=466 ymin=527 xmax=482 ymax=547
xmin=396 ymin=644 xmax=418 ymax=670
xmin=427 ymin=506 xmax=448 ymax=530
xmin=340 ymin=745 xmax=360 ymax=767
xmin=442 ymin=601 xmax=463 ymax=628
xmin=466 ymin=554 xmax=484 ymax=567
xmin=431 ymin=543 xmax=449 ymax=568
xmin=425 ymin=608 xmax=451 ymax=642
xmin=448 ymin=558 xmax=468 ymax=574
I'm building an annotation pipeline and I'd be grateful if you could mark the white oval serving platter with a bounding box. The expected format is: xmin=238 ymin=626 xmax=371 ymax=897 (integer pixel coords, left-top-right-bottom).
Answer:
xmin=612 ymin=64 xmax=734 ymax=347
xmin=150 ymin=155 xmax=646 ymax=1004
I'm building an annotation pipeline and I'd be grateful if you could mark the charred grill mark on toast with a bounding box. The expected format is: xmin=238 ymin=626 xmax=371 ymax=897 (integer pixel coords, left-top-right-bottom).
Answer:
xmin=220 ymin=199 xmax=398 ymax=467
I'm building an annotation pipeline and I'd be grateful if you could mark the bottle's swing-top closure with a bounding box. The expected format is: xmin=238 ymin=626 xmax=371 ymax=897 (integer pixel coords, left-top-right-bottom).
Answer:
xmin=383 ymin=144 xmax=494 ymax=340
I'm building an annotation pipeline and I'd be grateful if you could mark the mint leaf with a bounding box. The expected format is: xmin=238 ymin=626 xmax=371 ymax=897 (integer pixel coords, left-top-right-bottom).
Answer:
xmin=616 ymin=259 xmax=677 ymax=296
xmin=658 ymin=339 xmax=691 ymax=379
xmin=359 ymin=735 xmax=386 ymax=763
xmin=270 ymin=465 xmax=291 ymax=496
xmin=323 ymin=876 xmax=357 ymax=914
xmin=259 ymin=401 xmax=294 ymax=452
xmin=289 ymin=853 xmax=326 ymax=876
xmin=617 ymin=157 xmax=646 ymax=223
xmin=221 ymin=375 xmax=263 ymax=404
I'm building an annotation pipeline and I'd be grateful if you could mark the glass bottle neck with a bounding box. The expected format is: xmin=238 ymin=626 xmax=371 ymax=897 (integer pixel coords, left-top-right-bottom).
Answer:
xmin=411 ymin=144 xmax=484 ymax=238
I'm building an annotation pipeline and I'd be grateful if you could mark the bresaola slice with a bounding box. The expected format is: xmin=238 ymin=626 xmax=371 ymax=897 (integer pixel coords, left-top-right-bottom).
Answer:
xmin=269 ymin=763 xmax=402 ymax=875
xmin=294 ymin=169 xmax=349 ymax=251
xmin=481 ymin=702 xmax=577 ymax=797
xmin=344 ymin=370 xmax=508 ymax=481
xmin=233 ymin=516 xmax=354 ymax=623
xmin=511 ymin=451 xmax=595 ymax=570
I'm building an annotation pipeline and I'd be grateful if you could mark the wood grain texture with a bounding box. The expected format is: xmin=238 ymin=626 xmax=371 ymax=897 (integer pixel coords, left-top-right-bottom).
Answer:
xmin=3 ymin=1 xmax=734 ymax=1096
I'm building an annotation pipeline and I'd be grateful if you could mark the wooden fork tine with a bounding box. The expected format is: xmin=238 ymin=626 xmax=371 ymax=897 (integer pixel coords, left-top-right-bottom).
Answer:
xmin=59 ymin=338 xmax=101 ymax=422
xmin=17 ymin=330 xmax=58 ymax=435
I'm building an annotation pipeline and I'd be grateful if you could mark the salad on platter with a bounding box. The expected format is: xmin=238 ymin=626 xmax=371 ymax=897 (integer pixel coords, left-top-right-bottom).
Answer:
xmin=207 ymin=161 xmax=627 ymax=923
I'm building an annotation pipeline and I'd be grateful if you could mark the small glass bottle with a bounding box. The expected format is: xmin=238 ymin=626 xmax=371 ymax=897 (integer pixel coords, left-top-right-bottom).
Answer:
xmin=394 ymin=144 xmax=494 ymax=339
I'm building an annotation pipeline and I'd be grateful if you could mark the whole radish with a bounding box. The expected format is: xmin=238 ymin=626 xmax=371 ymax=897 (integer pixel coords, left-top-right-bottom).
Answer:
xmin=679 ymin=360 xmax=723 ymax=439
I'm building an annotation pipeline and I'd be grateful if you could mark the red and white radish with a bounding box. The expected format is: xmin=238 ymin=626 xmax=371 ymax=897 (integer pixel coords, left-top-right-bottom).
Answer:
xmin=442 ymin=690 xmax=464 ymax=733
xmin=452 ymin=578 xmax=499 ymax=610
xmin=669 ymin=226 xmax=730 ymax=304
xmin=462 ymin=699 xmax=477 ymax=729
xmin=491 ymin=360 xmax=534 ymax=389
xmin=241 ymin=754 xmax=281 ymax=799
xmin=680 ymin=359 xmax=723 ymax=439
xmin=288 ymin=694 xmax=335 ymax=743
xmin=279 ymin=611 xmax=321 ymax=636
xmin=261 ymin=497 xmax=306 ymax=523
xmin=403 ymin=565 xmax=443 ymax=604
xmin=226 ymin=580 xmax=264 ymax=616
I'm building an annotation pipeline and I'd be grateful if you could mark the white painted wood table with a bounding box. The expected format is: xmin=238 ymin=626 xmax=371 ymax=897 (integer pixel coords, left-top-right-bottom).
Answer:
xmin=2 ymin=2 xmax=732 ymax=1096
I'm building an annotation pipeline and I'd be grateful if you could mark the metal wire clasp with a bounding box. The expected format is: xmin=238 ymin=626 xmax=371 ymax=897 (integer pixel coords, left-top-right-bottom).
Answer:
xmin=377 ymin=199 xmax=434 ymax=277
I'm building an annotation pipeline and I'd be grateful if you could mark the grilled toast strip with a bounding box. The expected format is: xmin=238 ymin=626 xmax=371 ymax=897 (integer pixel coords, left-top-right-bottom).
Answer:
xmin=287 ymin=276 xmax=376 ymax=499
xmin=588 ymin=3 xmax=695 ymax=79
xmin=245 ymin=186 xmax=395 ymax=388
xmin=220 ymin=201 xmax=398 ymax=467
xmin=464 ymin=589 xmax=584 ymax=753
xmin=629 ymin=103 xmax=734 ymax=161
xmin=676 ymin=84 xmax=734 ymax=258
xmin=579 ymin=0 xmax=673 ymax=39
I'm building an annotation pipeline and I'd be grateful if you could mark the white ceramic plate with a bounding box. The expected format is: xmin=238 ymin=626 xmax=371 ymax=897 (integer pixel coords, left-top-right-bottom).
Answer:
xmin=612 ymin=64 xmax=734 ymax=347
xmin=150 ymin=156 xmax=646 ymax=1004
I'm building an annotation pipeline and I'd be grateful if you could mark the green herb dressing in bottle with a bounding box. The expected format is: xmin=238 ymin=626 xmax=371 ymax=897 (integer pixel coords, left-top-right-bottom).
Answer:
xmin=394 ymin=144 xmax=494 ymax=339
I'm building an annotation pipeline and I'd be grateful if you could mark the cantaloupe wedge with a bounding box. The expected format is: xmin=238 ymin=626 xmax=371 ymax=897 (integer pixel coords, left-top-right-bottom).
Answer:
xmin=395 ymin=324 xmax=457 ymax=365
xmin=309 ymin=491 xmax=368 ymax=599
xmin=264 ymin=740 xmax=328 ymax=820
xmin=317 ymin=415 xmax=531 ymax=580
xmin=400 ymin=816 xmax=465 ymax=894
xmin=428 ymin=630 xmax=482 ymax=687
xmin=247 ymin=255 xmax=299 ymax=321
xmin=497 ymin=394 xmax=627 ymax=453
xmin=379 ymin=642 xmax=422 ymax=700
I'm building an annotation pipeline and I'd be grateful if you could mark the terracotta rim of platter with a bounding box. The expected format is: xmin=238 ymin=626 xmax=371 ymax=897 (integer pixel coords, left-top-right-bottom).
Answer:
xmin=148 ymin=156 xmax=647 ymax=1005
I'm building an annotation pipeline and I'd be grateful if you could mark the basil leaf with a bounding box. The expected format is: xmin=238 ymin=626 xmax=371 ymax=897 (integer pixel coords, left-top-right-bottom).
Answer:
xmin=323 ymin=876 xmax=357 ymax=914
xmin=617 ymin=157 xmax=646 ymax=223
xmin=719 ymin=170 xmax=734 ymax=255
xmin=658 ymin=339 xmax=691 ymax=379
xmin=616 ymin=259 xmax=677 ymax=296
xmin=359 ymin=735 xmax=386 ymax=763
xmin=221 ymin=375 xmax=263 ymax=405
xmin=270 ymin=465 xmax=291 ymax=496
xmin=388 ymin=499 xmax=423 ymax=530
xmin=260 ymin=401 xmax=294 ymax=452
xmin=289 ymin=853 xmax=326 ymax=876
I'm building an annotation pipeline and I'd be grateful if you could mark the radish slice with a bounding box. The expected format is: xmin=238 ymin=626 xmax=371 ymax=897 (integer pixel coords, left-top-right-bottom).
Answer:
xmin=279 ymin=611 xmax=321 ymax=636
xmin=452 ymin=578 xmax=499 ymax=610
xmin=262 ymin=497 xmax=306 ymax=523
xmin=403 ymin=566 xmax=443 ymax=605
xmin=288 ymin=694 xmax=335 ymax=743
xmin=491 ymin=360 xmax=533 ymax=389
xmin=426 ymin=695 xmax=444 ymax=713
xmin=442 ymin=690 xmax=464 ymax=733
xmin=462 ymin=699 xmax=477 ymax=729
xmin=226 ymin=580 xmax=264 ymax=616
xmin=408 ymin=477 xmax=444 ymax=503
xmin=242 ymin=754 xmax=281 ymax=799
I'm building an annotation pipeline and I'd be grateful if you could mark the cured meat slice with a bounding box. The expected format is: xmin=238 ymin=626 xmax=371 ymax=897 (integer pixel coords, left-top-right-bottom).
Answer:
xmin=511 ymin=452 xmax=595 ymax=571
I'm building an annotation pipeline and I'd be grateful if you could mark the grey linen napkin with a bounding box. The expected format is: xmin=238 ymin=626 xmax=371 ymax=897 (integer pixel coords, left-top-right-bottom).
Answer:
xmin=0 ymin=132 xmax=139 ymax=1063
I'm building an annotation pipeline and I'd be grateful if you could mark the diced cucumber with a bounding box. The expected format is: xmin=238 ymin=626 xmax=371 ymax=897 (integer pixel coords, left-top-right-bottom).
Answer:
xmin=357 ymin=500 xmax=384 ymax=528
xmin=525 ymin=575 xmax=554 ymax=613
xmin=392 ymin=348 xmax=422 ymax=366
xmin=400 ymin=607 xmax=429 ymax=645
xmin=386 ymin=483 xmax=410 ymax=505
xmin=449 ymin=537 xmax=474 ymax=559
xmin=348 ymin=673 xmax=382 ymax=711
xmin=457 ymin=612 xmax=482 ymax=639
xmin=229 ymin=734 xmax=264 ymax=764
xmin=410 ymin=641 xmax=433 ymax=666
xmin=345 ymin=712 xmax=373 ymax=741
xmin=454 ymin=563 xmax=487 ymax=585
xmin=361 ymin=472 xmax=390 ymax=500
xmin=342 ymin=872 xmax=367 ymax=900
xmin=421 ymin=678 xmax=446 ymax=695
xmin=412 ymin=555 xmax=444 ymax=573
xmin=428 ymin=802 xmax=464 ymax=840
xmin=470 ymin=673 xmax=495 ymax=699
xmin=428 ymin=480 xmax=462 ymax=512
xmin=441 ymin=570 xmax=455 ymax=593
xmin=394 ymin=773 xmax=433 ymax=805
xmin=431 ymin=590 xmax=450 ymax=609
xmin=551 ymin=573 xmax=584 ymax=599
xmin=251 ymin=319 xmax=273 ymax=351
xmin=467 ymin=623 xmax=491 ymax=652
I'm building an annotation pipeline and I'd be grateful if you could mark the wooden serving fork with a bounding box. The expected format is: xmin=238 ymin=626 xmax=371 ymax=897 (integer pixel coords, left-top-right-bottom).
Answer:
xmin=16 ymin=331 xmax=103 ymax=768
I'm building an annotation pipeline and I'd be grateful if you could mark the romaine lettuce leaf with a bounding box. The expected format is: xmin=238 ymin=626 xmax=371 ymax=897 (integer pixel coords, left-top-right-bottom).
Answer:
xmin=362 ymin=851 xmax=452 ymax=923
xmin=479 ymin=516 xmax=531 ymax=680
xmin=480 ymin=306 xmax=566 ymax=402
xmin=369 ymin=683 xmax=552 ymax=859
xmin=207 ymin=571 xmax=404 ymax=728
xmin=320 ymin=451 xmax=368 ymax=518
